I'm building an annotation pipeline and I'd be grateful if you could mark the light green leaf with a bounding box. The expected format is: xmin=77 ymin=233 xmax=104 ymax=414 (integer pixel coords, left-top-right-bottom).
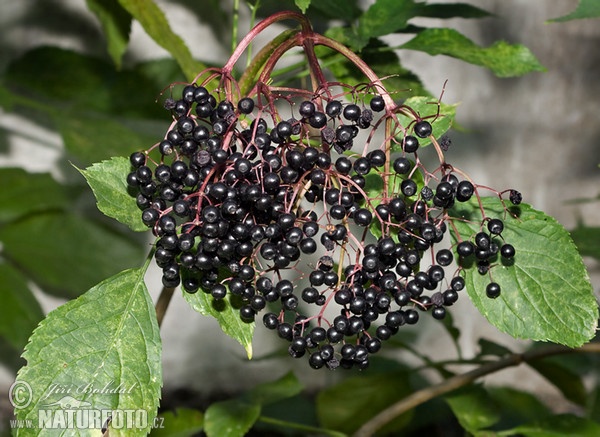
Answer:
xmin=358 ymin=0 xmax=417 ymax=48
xmin=0 ymin=263 xmax=44 ymax=352
xmin=151 ymin=408 xmax=204 ymax=437
xmin=401 ymin=28 xmax=546 ymax=77
xmin=204 ymin=399 xmax=261 ymax=437
xmin=86 ymin=0 xmax=132 ymax=69
xmin=548 ymin=0 xmax=600 ymax=22
xmin=0 ymin=168 xmax=72 ymax=224
xmin=498 ymin=413 xmax=600 ymax=437
xmin=117 ymin=0 xmax=205 ymax=81
xmin=79 ymin=157 xmax=147 ymax=232
xmin=445 ymin=385 xmax=500 ymax=432
xmin=0 ymin=211 xmax=145 ymax=298
xmin=395 ymin=95 xmax=457 ymax=148
xmin=14 ymin=268 xmax=162 ymax=437
xmin=316 ymin=371 xmax=413 ymax=435
xmin=294 ymin=0 xmax=311 ymax=14
xmin=182 ymin=291 xmax=254 ymax=359
xmin=527 ymin=359 xmax=587 ymax=406
xmin=449 ymin=197 xmax=598 ymax=347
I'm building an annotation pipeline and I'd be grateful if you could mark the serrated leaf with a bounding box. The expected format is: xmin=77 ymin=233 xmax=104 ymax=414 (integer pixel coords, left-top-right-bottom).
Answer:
xmin=316 ymin=371 xmax=413 ymax=434
xmin=86 ymin=0 xmax=132 ymax=69
xmin=294 ymin=0 xmax=311 ymax=13
xmin=182 ymin=291 xmax=254 ymax=359
xmin=0 ymin=211 xmax=145 ymax=298
xmin=14 ymin=268 xmax=162 ymax=437
xmin=395 ymin=96 xmax=457 ymax=148
xmin=548 ymin=0 xmax=600 ymax=22
xmin=570 ymin=224 xmax=600 ymax=260
xmin=79 ymin=157 xmax=147 ymax=232
xmin=527 ymin=359 xmax=587 ymax=406
xmin=56 ymin=112 xmax=156 ymax=166
xmin=357 ymin=0 xmax=417 ymax=49
xmin=117 ymin=0 xmax=205 ymax=81
xmin=445 ymin=385 xmax=500 ymax=432
xmin=0 ymin=168 xmax=72 ymax=224
xmin=0 ymin=263 xmax=44 ymax=352
xmin=151 ymin=408 xmax=204 ymax=437
xmin=449 ymin=197 xmax=598 ymax=347
xmin=401 ymin=28 xmax=546 ymax=77
xmin=499 ymin=413 xmax=600 ymax=437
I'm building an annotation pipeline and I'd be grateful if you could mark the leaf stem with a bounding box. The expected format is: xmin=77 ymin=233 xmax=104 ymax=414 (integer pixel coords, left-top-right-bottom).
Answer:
xmin=353 ymin=342 xmax=600 ymax=437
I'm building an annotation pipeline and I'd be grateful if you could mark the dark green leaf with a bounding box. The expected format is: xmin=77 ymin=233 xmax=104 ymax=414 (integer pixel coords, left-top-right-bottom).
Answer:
xmin=487 ymin=387 xmax=552 ymax=431
xmin=395 ymin=96 xmax=457 ymax=148
xmin=0 ymin=211 xmax=145 ymax=298
xmin=499 ymin=413 xmax=600 ymax=437
xmin=570 ymin=224 xmax=600 ymax=260
xmin=0 ymin=168 xmax=71 ymax=224
xmin=56 ymin=111 xmax=157 ymax=166
xmin=548 ymin=0 xmax=600 ymax=22
xmin=415 ymin=3 xmax=492 ymax=19
xmin=182 ymin=291 xmax=254 ymax=359
xmin=79 ymin=157 xmax=147 ymax=232
xmin=309 ymin=0 xmax=361 ymax=21
xmin=294 ymin=0 xmax=311 ymax=13
xmin=444 ymin=385 xmax=500 ymax=432
xmin=0 ymin=263 xmax=44 ymax=351
xmin=151 ymin=408 xmax=204 ymax=437
xmin=14 ymin=268 xmax=162 ymax=437
xmin=440 ymin=310 xmax=462 ymax=356
xmin=528 ymin=359 xmax=587 ymax=406
xmin=358 ymin=0 xmax=417 ymax=49
xmin=316 ymin=371 xmax=413 ymax=434
xmin=477 ymin=338 xmax=512 ymax=357
xmin=117 ymin=0 xmax=205 ymax=81
xmin=246 ymin=372 xmax=303 ymax=405
xmin=204 ymin=399 xmax=261 ymax=437
xmin=401 ymin=28 xmax=546 ymax=77
xmin=86 ymin=0 xmax=132 ymax=69
xmin=449 ymin=197 xmax=598 ymax=347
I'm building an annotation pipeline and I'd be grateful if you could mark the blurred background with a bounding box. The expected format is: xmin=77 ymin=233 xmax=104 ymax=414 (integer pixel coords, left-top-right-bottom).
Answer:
xmin=0 ymin=0 xmax=599 ymax=431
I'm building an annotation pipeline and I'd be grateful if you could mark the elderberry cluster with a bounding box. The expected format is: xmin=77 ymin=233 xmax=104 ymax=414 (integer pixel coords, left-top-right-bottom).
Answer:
xmin=126 ymin=80 xmax=521 ymax=370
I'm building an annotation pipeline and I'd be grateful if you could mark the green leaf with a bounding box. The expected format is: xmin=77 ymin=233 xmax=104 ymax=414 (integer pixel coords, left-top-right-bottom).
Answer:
xmin=444 ymin=385 xmax=500 ymax=432
xmin=570 ymin=224 xmax=600 ymax=260
xmin=204 ymin=373 xmax=302 ymax=437
xmin=151 ymin=408 xmax=204 ymax=437
xmin=55 ymin=112 xmax=157 ymax=166
xmin=79 ymin=157 xmax=147 ymax=232
xmin=14 ymin=268 xmax=162 ymax=437
xmin=182 ymin=291 xmax=254 ymax=359
xmin=548 ymin=0 xmax=600 ymax=22
xmin=487 ymin=387 xmax=552 ymax=430
xmin=0 ymin=263 xmax=44 ymax=352
xmin=0 ymin=168 xmax=71 ymax=224
xmin=316 ymin=371 xmax=413 ymax=434
xmin=477 ymin=338 xmax=512 ymax=358
xmin=309 ymin=0 xmax=361 ymax=21
xmin=401 ymin=28 xmax=546 ymax=77
xmin=527 ymin=358 xmax=587 ymax=406
xmin=0 ymin=211 xmax=145 ymax=298
xmin=449 ymin=197 xmax=598 ymax=347
xmin=499 ymin=413 xmax=600 ymax=437
xmin=117 ymin=0 xmax=205 ymax=81
xmin=294 ymin=0 xmax=311 ymax=13
xmin=86 ymin=0 xmax=132 ymax=69
xmin=415 ymin=3 xmax=492 ymax=19
xmin=395 ymin=96 xmax=457 ymax=148
xmin=358 ymin=0 xmax=417 ymax=48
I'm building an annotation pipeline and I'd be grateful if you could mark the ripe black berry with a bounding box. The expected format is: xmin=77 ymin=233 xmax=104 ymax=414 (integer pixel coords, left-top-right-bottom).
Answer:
xmin=486 ymin=282 xmax=501 ymax=299
xmin=414 ymin=120 xmax=432 ymax=138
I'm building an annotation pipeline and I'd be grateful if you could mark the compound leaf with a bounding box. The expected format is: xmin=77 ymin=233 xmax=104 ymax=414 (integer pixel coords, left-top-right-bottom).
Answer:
xmin=548 ymin=0 xmax=600 ymax=22
xmin=79 ymin=156 xmax=147 ymax=232
xmin=182 ymin=292 xmax=254 ymax=359
xmin=449 ymin=197 xmax=598 ymax=347
xmin=86 ymin=0 xmax=132 ymax=69
xmin=401 ymin=28 xmax=545 ymax=77
xmin=13 ymin=268 xmax=162 ymax=437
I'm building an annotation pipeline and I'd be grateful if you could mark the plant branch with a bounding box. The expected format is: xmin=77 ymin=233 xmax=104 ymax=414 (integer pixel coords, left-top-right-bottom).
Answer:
xmin=353 ymin=342 xmax=600 ymax=437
